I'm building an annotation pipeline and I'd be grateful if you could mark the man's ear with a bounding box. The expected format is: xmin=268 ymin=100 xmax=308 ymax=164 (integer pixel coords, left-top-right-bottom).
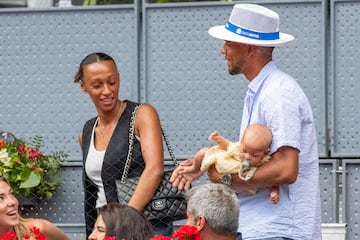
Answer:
xmin=195 ymin=216 xmax=206 ymax=231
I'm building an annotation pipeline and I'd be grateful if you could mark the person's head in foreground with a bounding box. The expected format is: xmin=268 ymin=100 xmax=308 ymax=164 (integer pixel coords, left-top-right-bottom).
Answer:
xmin=0 ymin=177 xmax=70 ymax=240
xmin=208 ymin=3 xmax=294 ymax=80
xmin=88 ymin=202 xmax=154 ymax=240
xmin=0 ymin=177 xmax=20 ymax=237
xmin=185 ymin=183 xmax=239 ymax=240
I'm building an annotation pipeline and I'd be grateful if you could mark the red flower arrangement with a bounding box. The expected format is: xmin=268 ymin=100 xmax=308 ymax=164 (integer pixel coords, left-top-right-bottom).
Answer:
xmin=0 ymin=133 xmax=67 ymax=199
xmin=23 ymin=226 xmax=47 ymax=240
xmin=150 ymin=236 xmax=171 ymax=240
xmin=0 ymin=226 xmax=47 ymax=240
xmin=150 ymin=225 xmax=201 ymax=240
xmin=104 ymin=237 xmax=116 ymax=240
xmin=104 ymin=237 xmax=128 ymax=240
xmin=0 ymin=232 xmax=17 ymax=240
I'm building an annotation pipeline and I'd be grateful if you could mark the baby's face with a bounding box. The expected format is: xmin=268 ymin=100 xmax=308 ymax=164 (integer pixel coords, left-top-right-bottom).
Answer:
xmin=246 ymin=150 xmax=268 ymax=165
xmin=242 ymin=143 xmax=269 ymax=165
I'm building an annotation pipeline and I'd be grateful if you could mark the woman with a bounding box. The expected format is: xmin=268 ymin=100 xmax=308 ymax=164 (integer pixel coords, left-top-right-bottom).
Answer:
xmin=0 ymin=177 xmax=70 ymax=240
xmin=89 ymin=202 xmax=154 ymax=240
xmin=74 ymin=52 xmax=168 ymax=237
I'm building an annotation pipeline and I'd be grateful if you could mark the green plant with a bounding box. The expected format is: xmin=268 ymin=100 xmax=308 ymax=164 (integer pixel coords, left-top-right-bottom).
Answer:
xmin=0 ymin=135 xmax=67 ymax=199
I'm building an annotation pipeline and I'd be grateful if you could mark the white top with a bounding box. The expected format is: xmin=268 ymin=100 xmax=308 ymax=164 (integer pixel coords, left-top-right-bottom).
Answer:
xmin=238 ymin=61 xmax=322 ymax=240
xmin=85 ymin=118 xmax=107 ymax=209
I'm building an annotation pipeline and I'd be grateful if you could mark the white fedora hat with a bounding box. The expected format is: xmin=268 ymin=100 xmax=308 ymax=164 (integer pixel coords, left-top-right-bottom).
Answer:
xmin=208 ymin=4 xmax=294 ymax=47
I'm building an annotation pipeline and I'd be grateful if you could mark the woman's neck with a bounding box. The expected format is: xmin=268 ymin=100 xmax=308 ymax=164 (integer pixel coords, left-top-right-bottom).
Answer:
xmin=0 ymin=227 xmax=16 ymax=238
xmin=94 ymin=100 xmax=125 ymax=148
xmin=98 ymin=100 xmax=124 ymax=126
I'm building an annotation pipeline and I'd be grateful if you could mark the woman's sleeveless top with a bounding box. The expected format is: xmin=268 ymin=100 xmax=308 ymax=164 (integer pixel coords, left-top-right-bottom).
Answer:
xmin=82 ymin=100 xmax=144 ymax=236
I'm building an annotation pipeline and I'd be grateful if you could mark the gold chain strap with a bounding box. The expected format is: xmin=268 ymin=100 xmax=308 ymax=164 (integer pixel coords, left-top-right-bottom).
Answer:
xmin=121 ymin=104 xmax=178 ymax=184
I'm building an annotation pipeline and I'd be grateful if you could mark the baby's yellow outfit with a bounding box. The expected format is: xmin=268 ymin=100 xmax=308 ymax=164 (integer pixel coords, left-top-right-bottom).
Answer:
xmin=201 ymin=142 xmax=243 ymax=173
xmin=201 ymin=141 xmax=271 ymax=194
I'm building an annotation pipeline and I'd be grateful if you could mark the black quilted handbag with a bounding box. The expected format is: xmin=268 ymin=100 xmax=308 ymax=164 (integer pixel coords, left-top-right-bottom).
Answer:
xmin=116 ymin=105 xmax=188 ymax=222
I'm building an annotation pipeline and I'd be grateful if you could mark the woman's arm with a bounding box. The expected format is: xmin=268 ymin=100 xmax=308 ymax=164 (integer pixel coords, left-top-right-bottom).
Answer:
xmin=128 ymin=104 xmax=164 ymax=211
xmin=78 ymin=130 xmax=83 ymax=148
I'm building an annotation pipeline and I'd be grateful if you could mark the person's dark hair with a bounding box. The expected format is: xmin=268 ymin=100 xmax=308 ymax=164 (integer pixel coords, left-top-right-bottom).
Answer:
xmin=73 ymin=52 xmax=116 ymax=83
xmin=99 ymin=202 xmax=154 ymax=240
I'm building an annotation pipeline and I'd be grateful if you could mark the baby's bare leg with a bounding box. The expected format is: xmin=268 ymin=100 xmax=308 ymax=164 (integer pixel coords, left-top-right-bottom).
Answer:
xmin=208 ymin=131 xmax=231 ymax=150
xmin=193 ymin=147 xmax=209 ymax=170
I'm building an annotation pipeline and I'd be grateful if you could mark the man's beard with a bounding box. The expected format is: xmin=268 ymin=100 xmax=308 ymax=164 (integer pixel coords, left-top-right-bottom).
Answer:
xmin=228 ymin=66 xmax=241 ymax=75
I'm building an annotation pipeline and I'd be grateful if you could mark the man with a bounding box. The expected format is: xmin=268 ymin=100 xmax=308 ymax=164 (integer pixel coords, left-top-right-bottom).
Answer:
xmin=185 ymin=183 xmax=239 ymax=240
xmin=171 ymin=3 xmax=321 ymax=240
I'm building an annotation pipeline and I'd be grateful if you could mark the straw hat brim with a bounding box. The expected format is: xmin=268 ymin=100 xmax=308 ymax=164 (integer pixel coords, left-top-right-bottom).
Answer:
xmin=208 ymin=25 xmax=294 ymax=47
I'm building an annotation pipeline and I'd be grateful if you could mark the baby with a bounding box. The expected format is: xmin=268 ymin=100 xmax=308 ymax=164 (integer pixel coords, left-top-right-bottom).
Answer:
xmin=198 ymin=123 xmax=279 ymax=203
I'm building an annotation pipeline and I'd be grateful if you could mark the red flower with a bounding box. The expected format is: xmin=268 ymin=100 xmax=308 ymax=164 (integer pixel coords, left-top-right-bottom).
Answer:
xmin=150 ymin=225 xmax=201 ymax=240
xmin=18 ymin=143 xmax=27 ymax=154
xmin=172 ymin=225 xmax=201 ymax=240
xmin=149 ymin=235 xmax=171 ymax=240
xmin=0 ymin=232 xmax=17 ymax=240
xmin=23 ymin=226 xmax=47 ymax=240
xmin=104 ymin=236 xmax=116 ymax=240
xmin=0 ymin=227 xmax=46 ymax=240
xmin=27 ymin=148 xmax=41 ymax=161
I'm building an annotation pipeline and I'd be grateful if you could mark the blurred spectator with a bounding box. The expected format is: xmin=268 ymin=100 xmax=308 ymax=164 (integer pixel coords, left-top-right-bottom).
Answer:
xmin=88 ymin=202 xmax=154 ymax=240
xmin=185 ymin=183 xmax=239 ymax=240
xmin=0 ymin=177 xmax=70 ymax=240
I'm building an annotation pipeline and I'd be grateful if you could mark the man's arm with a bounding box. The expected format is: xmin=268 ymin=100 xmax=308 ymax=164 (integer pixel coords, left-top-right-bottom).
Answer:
xmin=207 ymin=146 xmax=299 ymax=193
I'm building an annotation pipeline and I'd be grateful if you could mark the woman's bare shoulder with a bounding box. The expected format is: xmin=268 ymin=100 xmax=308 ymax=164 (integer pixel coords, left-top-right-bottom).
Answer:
xmin=138 ymin=103 xmax=158 ymax=113
xmin=23 ymin=218 xmax=70 ymax=240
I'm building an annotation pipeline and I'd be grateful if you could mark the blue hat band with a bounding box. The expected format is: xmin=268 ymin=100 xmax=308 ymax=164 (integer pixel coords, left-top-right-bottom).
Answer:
xmin=225 ymin=21 xmax=279 ymax=40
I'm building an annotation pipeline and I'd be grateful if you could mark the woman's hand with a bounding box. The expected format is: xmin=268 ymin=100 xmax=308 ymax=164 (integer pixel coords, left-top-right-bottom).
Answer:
xmin=170 ymin=158 xmax=203 ymax=190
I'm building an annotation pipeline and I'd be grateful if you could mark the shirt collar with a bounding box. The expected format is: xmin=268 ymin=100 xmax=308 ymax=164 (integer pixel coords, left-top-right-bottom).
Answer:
xmin=247 ymin=60 xmax=277 ymax=95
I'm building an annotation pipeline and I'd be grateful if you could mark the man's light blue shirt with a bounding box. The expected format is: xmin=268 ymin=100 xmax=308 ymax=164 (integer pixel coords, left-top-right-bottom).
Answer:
xmin=238 ymin=61 xmax=321 ymax=240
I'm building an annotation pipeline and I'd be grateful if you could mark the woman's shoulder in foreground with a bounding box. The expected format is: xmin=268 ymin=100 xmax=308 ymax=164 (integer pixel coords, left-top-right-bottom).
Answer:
xmin=24 ymin=218 xmax=70 ymax=240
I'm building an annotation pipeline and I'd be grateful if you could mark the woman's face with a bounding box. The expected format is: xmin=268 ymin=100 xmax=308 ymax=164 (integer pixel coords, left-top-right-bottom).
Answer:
xmin=88 ymin=214 xmax=106 ymax=240
xmin=0 ymin=180 xmax=19 ymax=233
xmin=80 ymin=60 xmax=120 ymax=113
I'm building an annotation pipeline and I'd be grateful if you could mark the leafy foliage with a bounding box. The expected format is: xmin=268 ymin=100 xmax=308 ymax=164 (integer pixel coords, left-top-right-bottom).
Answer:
xmin=0 ymin=134 xmax=67 ymax=199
